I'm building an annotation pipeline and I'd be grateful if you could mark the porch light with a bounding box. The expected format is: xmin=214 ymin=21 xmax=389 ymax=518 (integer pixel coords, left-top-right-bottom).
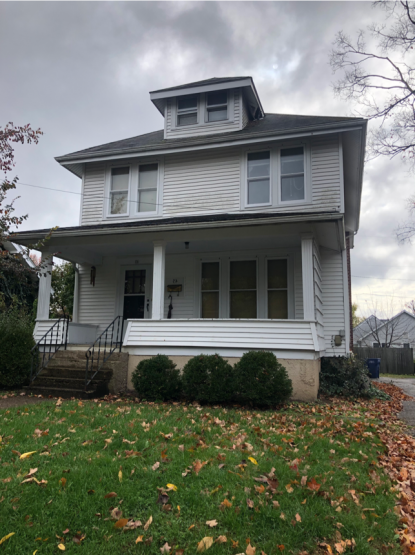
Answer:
xmin=184 ymin=242 xmax=189 ymax=249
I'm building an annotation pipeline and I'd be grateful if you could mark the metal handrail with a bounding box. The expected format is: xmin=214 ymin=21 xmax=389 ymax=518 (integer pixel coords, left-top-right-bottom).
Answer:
xmin=85 ymin=316 xmax=124 ymax=390
xmin=30 ymin=316 xmax=70 ymax=382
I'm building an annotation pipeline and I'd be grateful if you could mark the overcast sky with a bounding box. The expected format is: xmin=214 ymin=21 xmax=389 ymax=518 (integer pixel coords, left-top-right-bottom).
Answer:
xmin=1 ymin=1 xmax=414 ymax=317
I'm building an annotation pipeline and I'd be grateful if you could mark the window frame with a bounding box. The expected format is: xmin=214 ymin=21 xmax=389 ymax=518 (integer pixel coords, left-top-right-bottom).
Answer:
xmin=244 ymin=148 xmax=272 ymax=208
xmin=265 ymin=256 xmax=291 ymax=320
xmin=176 ymin=95 xmax=199 ymax=127
xmin=205 ymin=90 xmax=228 ymax=123
xmin=107 ymin=164 xmax=131 ymax=218
xmin=200 ymin=259 xmax=221 ymax=319
xmin=277 ymin=144 xmax=311 ymax=206
xmin=228 ymin=258 xmax=258 ymax=319
xmin=170 ymin=90 xmax=236 ymax=131
xmin=135 ymin=162 xmax=159 ymax=216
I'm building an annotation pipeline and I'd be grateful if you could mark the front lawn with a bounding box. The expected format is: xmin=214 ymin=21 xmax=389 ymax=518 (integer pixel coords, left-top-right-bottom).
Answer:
xmin=0 ymin=394 xmax=404 ymax=554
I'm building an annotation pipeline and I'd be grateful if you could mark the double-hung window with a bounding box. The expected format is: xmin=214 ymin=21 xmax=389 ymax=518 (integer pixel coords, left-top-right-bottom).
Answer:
xmin=110 ymin=167 xmax=129 ymax=215
xmin=230 ymin=260 xmax=257 ymax=318
xmin=206 ymin=91 xmax=228 ymax=122
xmin=177 ymin=95 xmax=198 ymax=126
xmin=138 ymin=164 xmax=158 ymax=213
xmin=247 ymin=151 xmax=270 ymax=205
xmin=267 ymin=259 xmax=288 ymax=319
xmin=201 ymin=262 xmax=220 ymax=318
xmin=280 ymin=147 xmax=305 ymax=202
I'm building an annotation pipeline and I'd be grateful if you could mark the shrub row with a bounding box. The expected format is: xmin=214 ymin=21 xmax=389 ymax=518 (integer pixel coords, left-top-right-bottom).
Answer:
xmin=131 ymin=351 xmax=293 ymax=408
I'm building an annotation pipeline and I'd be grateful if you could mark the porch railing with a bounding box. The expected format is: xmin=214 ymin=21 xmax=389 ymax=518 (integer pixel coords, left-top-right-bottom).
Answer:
xmin=85 ymin=316 xmax=124 ymax=390
xmin=30 ymin=316 xmax=70 ymax=382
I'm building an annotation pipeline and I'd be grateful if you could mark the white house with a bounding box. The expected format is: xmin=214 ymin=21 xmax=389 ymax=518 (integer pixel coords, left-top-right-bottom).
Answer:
xmin=354 ymin=310 xmax=415 ymax=348
xmin=14 ymin=77 xmax=367 ymax=400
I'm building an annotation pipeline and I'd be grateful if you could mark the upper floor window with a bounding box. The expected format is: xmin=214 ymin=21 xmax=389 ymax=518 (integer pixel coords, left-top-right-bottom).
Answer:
xmin=138 ymin=164 xmax=158 ymax=213
xmin=206 ymin=91 xmax=228 ymax=122
xmin=177 ymin=95 xmax=198 ymax=126
xmin=110 ymin=167 xmax=129 ymax=215
xmin=280 ymin=147 xmax=304 ymax=202
xmin=247 ymin=151 xmax=270 ymax=205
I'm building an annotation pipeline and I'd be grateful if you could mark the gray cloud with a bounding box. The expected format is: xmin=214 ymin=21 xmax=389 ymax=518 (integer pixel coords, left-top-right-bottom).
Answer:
xmin=1 ymin=1 xmax=414 ymax=314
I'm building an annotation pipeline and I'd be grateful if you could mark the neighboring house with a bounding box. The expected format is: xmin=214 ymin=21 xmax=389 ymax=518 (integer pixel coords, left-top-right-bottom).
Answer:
xmin=354 ymin=310 xmax=415 ymax=348
xmin=2 ymin=240 xmax=37 ymax=270
xmin=13 ymin=76 xmax=367 ymax=400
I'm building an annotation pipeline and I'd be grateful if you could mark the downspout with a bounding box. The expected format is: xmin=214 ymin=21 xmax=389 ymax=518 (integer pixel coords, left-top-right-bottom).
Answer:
xmin=72 ymin=263 xmax=79 ymax=323
xmin=346 ymin=235 xmax=353 ymax=351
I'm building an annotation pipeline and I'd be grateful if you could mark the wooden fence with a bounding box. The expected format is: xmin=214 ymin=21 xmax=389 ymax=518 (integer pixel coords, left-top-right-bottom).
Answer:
xmin=353 ymin=347 xmax=414 ymax=375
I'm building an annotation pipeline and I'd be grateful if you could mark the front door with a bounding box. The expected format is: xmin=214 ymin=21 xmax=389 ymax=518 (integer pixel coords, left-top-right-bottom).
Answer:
xmin=123 ymin=267 xmax=152 ymax=321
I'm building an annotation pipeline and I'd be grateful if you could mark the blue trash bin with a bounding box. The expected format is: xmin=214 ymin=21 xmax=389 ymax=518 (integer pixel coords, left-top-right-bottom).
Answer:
xmin=366 ymin=358 xmax=381 ymax=379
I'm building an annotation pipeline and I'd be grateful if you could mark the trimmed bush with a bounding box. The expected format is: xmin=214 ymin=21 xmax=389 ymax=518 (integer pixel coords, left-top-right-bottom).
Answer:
xmin=131 ymin=355 xmax=181 ymax=401
xmin=0 ymin=305 xmax=35 ymax=388
xmin=234 ymin=351 xmax=292 ymax=407
xmin=319 ymin=356 xmax=389 ymax=400
xmin=182 ymin=354 xmax=234 ymax=404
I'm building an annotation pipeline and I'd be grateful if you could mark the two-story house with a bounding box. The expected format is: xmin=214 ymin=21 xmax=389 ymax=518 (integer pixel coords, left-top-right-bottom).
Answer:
xmin=14 ymin=77 xmax=367 ymax=401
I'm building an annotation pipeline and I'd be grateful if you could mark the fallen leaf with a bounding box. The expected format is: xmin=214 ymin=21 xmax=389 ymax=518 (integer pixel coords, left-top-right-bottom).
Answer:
xmin=285 ymin=484 xmax=294 ymax=493
xmin=0 ymin=533 xmax=15 ymax=545
xmin=247 ymin=499 xmax=254 ymax=509
xmin=114 ymin=518 xmax=128 ymax=529
xmin=216 ymin=536 xmax=227 ymax=544
xmin=57 ymin=544 xmax=65 ymax=551
xmin=160 ymin=542 xmax=172 ymax=554
xmin=152 ymin=462 xmax=160 ymax=471
xmin=118 ymin=470 xmax=122 ymax=482
xmin=167 ymin=483 xmax=178 ymax=492
xmin=295 ymin=513 xmax=301 ymax=522
xmin=104 ymin=492 xmax=117 ymax=499
xmin=136 ymin=536 xmax=143 ymax=544
xmin=246 ymin=544 xmax=256 ymax=555
xmin=193 ymin=460 xmax=208 ymax=475
xmin=307 ymin=478 xmax=321 ymax=492
xmin=178 ymin=445 xmax=184 ymax=452
xmin=63 ymin=529 xmax=70 ymax=534
xmin=144 ymin=515 xmax=153 ymax=531
xmin=197 ymin=537 xmax=214 ymax=552
xmin=221 ymin=498 xmax=232 ymax=508
xmin=59 ymin=477 xmax=67 ymax=488
xmin=248 ymin=457 xmax=258 ymax=466
xmin=110 ymin=508 xmax=123 ymax=521
xmin=20 ymin=451 xmax=36 ymax=460
xmin=206 ymin=520 xmax=218 ymax=527
xmin=25 ymin=468 xmax=38 ymax=478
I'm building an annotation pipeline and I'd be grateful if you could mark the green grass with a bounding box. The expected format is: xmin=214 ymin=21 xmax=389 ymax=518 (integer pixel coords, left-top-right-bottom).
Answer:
xmin=0 ymin=398 xmax=400 ymax=554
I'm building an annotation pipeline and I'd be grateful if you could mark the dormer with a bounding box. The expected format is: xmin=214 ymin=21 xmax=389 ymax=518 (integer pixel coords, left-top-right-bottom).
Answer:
xmin=150 ymin=77 xmax=264 ymax=140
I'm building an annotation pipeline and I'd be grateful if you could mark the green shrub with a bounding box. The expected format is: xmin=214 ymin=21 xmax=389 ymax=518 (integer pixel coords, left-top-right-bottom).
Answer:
xmin=234 ymin=351 xmax=293 ymax=407
xmin=319 ymin=356 xmax=390 ymax=400
xmin=131 ymin=355 xmax=181 ymax=401
xmin=182 ymin=354 xmax=234 ymax=404
xmin=0 ymin=303 xmax=35 ymax=388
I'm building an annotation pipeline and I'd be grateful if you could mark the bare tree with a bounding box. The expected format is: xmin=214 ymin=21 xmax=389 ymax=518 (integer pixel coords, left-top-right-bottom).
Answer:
xmin=405 ymin=299 xmax=415 ymax=314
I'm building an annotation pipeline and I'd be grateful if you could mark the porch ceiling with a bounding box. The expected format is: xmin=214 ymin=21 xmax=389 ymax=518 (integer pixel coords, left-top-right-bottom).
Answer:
xmin=18 ymin=218 xmax=344 ymax=265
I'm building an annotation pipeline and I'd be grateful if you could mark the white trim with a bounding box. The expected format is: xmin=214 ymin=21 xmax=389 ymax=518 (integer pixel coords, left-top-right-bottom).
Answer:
xmin=106 ymin=164 xmax=132 ymax=218
xmin=339 ymin=134 xmax=345 ymax=214
xmin=301 ymin=235 xmax=314 ymax=321
xmin=58 ymin=124 xmax=365 ymax=167
xmin=117 ymin=263 xmax=153 ymax=321
xmin=79 ymin=165 xmax=85 ymax=226
xmin=170 ymin=91 xmax=235 ymax=132
xmin=150 ymin=78 xmax=253 ymax=100
xmin=152 ymin=241 xmax=166 ymax=319
xmin=278 ymin=143 xmax=311 ymax=207
xmin=342 ymin=249 xmax=350 ymax=352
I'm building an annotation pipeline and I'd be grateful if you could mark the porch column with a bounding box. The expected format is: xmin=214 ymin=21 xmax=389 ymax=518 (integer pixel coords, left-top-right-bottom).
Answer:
xmin=152 ymin=241 xmax=166 ymax=319
xmin=72 ymin=263 xmax=79 ymax=323
xmin=301 ymin=234 xmax=315 ymax=321
xmin=36 ymin=254 xmax=53 ymax=320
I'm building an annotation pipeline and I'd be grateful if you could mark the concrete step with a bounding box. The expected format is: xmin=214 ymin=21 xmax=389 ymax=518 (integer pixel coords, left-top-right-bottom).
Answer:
xmin=54 ymin=350 xmax=125 ymax=361
xmin=40 ymin=367 xmax=111 ymax=381
xmin=32 ymin=376 xmax=102 ymax=389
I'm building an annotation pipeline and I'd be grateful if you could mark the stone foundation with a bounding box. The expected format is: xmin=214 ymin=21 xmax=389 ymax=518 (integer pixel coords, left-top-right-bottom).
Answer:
xmin=127 ymin=355 xmax=319 ymax=402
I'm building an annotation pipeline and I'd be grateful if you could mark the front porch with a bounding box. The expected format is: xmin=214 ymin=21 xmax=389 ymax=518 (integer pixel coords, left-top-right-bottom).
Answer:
xmin=24 ymin=213 xmax=349 ymax=400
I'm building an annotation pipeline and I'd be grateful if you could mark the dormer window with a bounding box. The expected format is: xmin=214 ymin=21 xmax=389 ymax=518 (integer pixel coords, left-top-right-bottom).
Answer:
xmin=206 ymin=91 xmax=228 ymax=122
xmin=177 ymin=95 xmax=198 ymax=126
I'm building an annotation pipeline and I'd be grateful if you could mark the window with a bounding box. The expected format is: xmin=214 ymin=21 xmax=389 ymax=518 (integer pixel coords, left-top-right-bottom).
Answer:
xmin=206 ymin=91 xmax=227 ymax=122
xmin=281 ymin=147 xmax=305 ymax=202
xmin=177 ymin=95 xmax=198 ymax=126
xmin=373 ymin=342 xmax=380 ymax=348
xmin=267 ymin=259 xmax=288 ymax=319
xmin=110 ymin=167 xmax=129 ymax=215
xmin=247 ymin=151 xmax=270 ymax=205
xmin=230 ymin=260 xmax=257 ymax=318
xmin=403 ymin=343 xmax=410 ymax=348
xmin=201 ymin=262 xmax=220 ymax=318
xmin=138 ymin=164 xmax=158 ymax=213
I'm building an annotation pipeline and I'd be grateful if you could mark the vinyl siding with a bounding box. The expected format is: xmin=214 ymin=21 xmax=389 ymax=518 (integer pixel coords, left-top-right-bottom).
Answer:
xmin=311 ymin=137 xmax=341 ymax=210
xmin=294 ymin=250 xmax=304 ymax=319
xmin=321 ymin=249 xmax=346 ymax=355
xmin=242 ymin=94 xmax=250 ymax=129
xmin=165 ymin=89 xmax=242 ymax=139
xmin=81 ymin=163 xmax=105 ymax=225
xmin=163 ymin=147 xmax=241 ymax=216
xmin=163 ymin=255 xmax=195 ymax=319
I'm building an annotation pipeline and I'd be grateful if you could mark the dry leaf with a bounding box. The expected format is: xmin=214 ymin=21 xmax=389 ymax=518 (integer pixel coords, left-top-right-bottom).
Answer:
xmin=160 ymin=542 xmax=172 ymax=554
xmin=247 ymin=499 xmax=254 ymax=509
xmin=57 ymin=544 xmax=65 ymax=551
xmin=144 ymin=515 xmax=153 ymax=531
xmin=285 ymin=484 xmax=294 ymax=493
xmin=248 ymin=457 xmax=258 ymax=466
xmin=221 ymin=498 xmax=232 ymax=508
xmin=206 ymin=520 xmax=218 ymax=527
xmin=0 ymin=533 xmax=15 ymax=546
xmin=178 ymin=445 xmax=184 ymax=452
xmin=193 ymin=460 xmax=207 ymax=475
xmin=136 ymin=536 xmax=143 ymax=544
xmin=300 ymin=475 xmax=307 ymax=486
xmin=118 ymin=470 xmax=122 ymax=482
xmin=246 ymin=544 xmax=256 ymax=555
xmin=216 ymin=536 xmax=227 ymax=544
xmin=20 ymin=451 xmax=36 ymax=460
xmin=152 ymin=462 xmax=160 ymax=471
xmin=295 ymin=513 xmax=301 ymax=522
xmin=114 ymin=518 xmax=128 ymax=529
xmin=59 ymin=477 xmax=67 ymax=487
xmin=197 ymin=537 xmax=214 ymax=552
xmin=104 ymin=492 xmax=117 ymax=499
xmin=167 ymin=483 xmax=178 ymax=492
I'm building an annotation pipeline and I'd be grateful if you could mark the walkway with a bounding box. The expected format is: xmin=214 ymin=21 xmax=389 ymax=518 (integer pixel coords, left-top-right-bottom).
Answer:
xmin=378 ymin=377 xmax=415 ymax=434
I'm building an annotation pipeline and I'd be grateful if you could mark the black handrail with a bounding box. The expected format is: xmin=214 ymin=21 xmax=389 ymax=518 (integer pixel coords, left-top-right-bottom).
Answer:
xmin=85 ymin=316 xmax=124 ymax=390
xmin=30 ymin=316 xmax=70 ymax=382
